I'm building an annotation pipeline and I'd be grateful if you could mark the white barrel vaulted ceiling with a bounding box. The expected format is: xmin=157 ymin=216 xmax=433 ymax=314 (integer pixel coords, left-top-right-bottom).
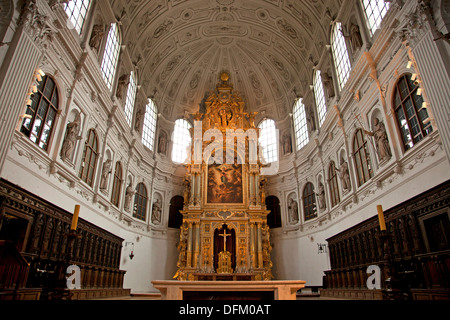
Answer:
xmin=120 ymin=0 xmax=339 ymax=121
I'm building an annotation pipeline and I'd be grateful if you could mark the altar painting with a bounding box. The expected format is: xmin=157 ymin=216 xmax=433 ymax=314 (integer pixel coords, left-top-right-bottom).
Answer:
xmin=207 ymin=163 xmax=243 ymax=203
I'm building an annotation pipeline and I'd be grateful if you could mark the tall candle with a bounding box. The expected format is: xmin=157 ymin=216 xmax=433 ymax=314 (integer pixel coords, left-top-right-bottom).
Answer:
xmin=377 ymin=205 xmax=386 ymax=231
xmin=71 ymin=204 xmax=80 ymax=230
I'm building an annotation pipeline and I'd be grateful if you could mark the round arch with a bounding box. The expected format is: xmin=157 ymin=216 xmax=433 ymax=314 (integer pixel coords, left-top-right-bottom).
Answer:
xmin=168 ymin=195 xmax=184 ymax=228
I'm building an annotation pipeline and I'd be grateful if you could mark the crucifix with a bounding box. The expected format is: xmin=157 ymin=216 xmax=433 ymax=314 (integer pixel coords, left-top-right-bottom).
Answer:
xmin=219 ymin=228 xmax=231 ymax=252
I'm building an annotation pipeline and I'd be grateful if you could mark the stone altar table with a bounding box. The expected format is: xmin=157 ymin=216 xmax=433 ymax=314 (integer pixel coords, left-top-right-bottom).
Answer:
xmin=151 ymin=280 xmax=306 ymax=300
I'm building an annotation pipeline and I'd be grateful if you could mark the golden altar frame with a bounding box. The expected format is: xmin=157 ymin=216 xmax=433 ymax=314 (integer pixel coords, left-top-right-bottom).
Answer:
xmin=173 ymin=73 xmax=273 ymax=281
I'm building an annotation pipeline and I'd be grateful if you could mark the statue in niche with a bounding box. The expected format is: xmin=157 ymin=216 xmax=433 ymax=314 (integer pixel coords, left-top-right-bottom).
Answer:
xmin=335 ymin=159 xmax=351 ymax=193
xmin=259 ymin=178 xmax=267 ymax=205
xmin=282 ymin=132 xmax=292 ymax=154
xmin=124 ymin=182 xmax=134 ymax=212
xmin=89 ymin=24 xmax=105 ymax=52
xmin=322 ymin=72 xmax=335 ymax=99
xmin=306 ymin=104 xmax=316 ymax=132
xmin=158 ymin=131 xmax=167 ymax=155
xmin=116 ymin=73 xmax=130 ymax=100
xmin=350 ymin=23 xmax=363 ymax=52
xmin=99 ymin=159 xmax=112 ymax=191
xmin=316 ymin=182 xmax=326 ymax=210
xmin=183 ymin=177 xmax=191 ymax=205
xmin=288 ymin=197 xmax=299 ymax=223
xmin=60 ymin=112 xmax=82 ymax=162
xmin=364 ymin=117 xmax=392 ymax=162
xmin=219 ymin=108 xmax=233 ymax=127
xmin=152 ymin=198 xmax=162 ymax=224
xmin=134 ymin=107 xmax=144 ymax=133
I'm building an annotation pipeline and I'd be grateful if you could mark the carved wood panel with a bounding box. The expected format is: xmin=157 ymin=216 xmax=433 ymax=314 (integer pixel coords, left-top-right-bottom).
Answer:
xmin=0 ymin=178 xmax=125 ymax=290
xmin=324 ymin=180 xmax=450 ymax=296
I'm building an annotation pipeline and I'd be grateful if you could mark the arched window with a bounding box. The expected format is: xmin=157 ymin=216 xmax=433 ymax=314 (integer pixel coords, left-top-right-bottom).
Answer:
xmin=100 ymin=23 xmax=120 ymax=90
xmin=328 ymin=161 xmax=340 ymax=208
xmin=361 ymin=0 xmax=391 ymax=36
xmin=171 ymin=119 xmax=192 ymax=164
xmin=64 ymin=0 xmax=92 ymax=34
xmin=393 ymin=74 xmax=433 ymax=151
xmin=79 ymin=128 xmax=99 ymax=186
xmin=331 ymin=22 xmax=352 ymax=90
xmin=303 ymin=182 xmax=317 ymax=221
xmin=20 ymin=75 xmax=59 ymax=151
xmin=314 ymin=70 xmax=327 ymax=127
xmin=266 ymin=196 xmax=281 ymax=228
xmin=293 ymin=99 xmax=309 ymax=150
xmin=133 ymin=183 xmax=148 ymax=221
xmin=124 ymin=71 xmax=137 ymax=127
xmin=353 ymin=129 xmax=373 ymax=186
xmin=142 ymin=99 xmax=158 ymax=151
xmin=111 ymin=162 xmax=123 ymax=207
xmin=258 ymin=119 xmax=278 ymax=163
xmin=168 ymin=196 xmax=184 ymax=228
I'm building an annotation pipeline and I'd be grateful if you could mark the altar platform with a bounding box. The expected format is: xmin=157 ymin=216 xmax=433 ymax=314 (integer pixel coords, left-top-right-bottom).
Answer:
xmin=151 ymin=280 xmax=306 ymax=300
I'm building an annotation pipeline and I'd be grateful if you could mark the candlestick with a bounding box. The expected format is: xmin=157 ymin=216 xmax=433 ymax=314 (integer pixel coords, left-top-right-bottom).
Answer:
xmin=71 ymin=204 xmax=80 ymax=230
xmin=377 ymin=205 xmax=386 ymax=231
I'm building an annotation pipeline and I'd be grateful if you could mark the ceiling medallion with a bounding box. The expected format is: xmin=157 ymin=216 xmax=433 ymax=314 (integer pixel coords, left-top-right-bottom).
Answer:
xmin=256 ymin=9 xmax=269 ymax=21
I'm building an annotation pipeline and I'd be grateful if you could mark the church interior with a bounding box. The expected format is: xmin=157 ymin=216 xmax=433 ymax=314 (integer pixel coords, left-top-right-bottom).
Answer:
xmin=0 ymin=0 xmax=449 ymax=301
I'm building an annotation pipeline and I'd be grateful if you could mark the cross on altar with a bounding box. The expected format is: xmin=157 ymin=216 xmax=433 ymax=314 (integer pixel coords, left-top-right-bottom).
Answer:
xmin=219 ymin=228 xmax=231 ymax=252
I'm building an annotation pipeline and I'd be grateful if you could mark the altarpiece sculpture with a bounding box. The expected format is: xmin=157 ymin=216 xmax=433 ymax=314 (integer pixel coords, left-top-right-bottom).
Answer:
xmin=173 ymin=73 xmax=274 ymax=281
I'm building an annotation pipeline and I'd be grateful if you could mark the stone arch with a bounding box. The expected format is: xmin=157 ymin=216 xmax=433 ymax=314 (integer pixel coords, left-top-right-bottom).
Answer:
xmin=168 ymin=195 xmax=183 ymax=228
xmin=266 ymin=195 xmax=282 ymax=228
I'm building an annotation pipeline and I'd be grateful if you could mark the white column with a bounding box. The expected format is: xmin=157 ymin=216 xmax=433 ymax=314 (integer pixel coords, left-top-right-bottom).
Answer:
xmin=0 ymin=30 xmax=42 ymax=174
xmin=411 ymin=30 xmax=450 ymax=163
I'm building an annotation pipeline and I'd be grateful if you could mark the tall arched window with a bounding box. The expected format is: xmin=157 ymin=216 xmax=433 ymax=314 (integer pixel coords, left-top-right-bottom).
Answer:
xmin=361 ymin=0 xmax=391 ymax=36
xmin=303 ymin=182 xmax=317 ymax=221
xmin=328 ymin=161 xmax=340 ymax=208
xmin=100 ymin=23 xmax=120 ymax=90
xmin=331 ymin=22 xmax=352 ymax=90
xmin=20 ymin=75 xmax=59 ymax=151
xmin=258 ymin=119 xmax=278 ymax=163
xmin=171 ymin=119 xmax=192 ymax=164
xmin=266 ymin=196 xmax=282 ymax=228
xmin=142 ymin=99 xmax=158 ymax=151
xmin=64 ymin=0 xmax=92 ymax=34
xmin=111 ymin=162 xmax=123 ymax=207
xmin=79 ymin=128 xmax=99 ymax=186
xmin=314 ymin=70 xmax=327 ymax=127
xmin=293 ymin=99 xmax=309 ymax=150
xmin=124 ymin=71 xmax=137 ymax=127
xmin=393 ymin=74 xmax=433 ymax=151
xmin=133 ymin=183 xmax=148 ymax=221
xmin=353 ymin=129 xmax=373 ymax=186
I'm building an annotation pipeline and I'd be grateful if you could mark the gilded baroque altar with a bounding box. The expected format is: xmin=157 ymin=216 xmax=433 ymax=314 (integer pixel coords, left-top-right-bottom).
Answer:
xmin=173 ymin=73 xmax=273 ymax=281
